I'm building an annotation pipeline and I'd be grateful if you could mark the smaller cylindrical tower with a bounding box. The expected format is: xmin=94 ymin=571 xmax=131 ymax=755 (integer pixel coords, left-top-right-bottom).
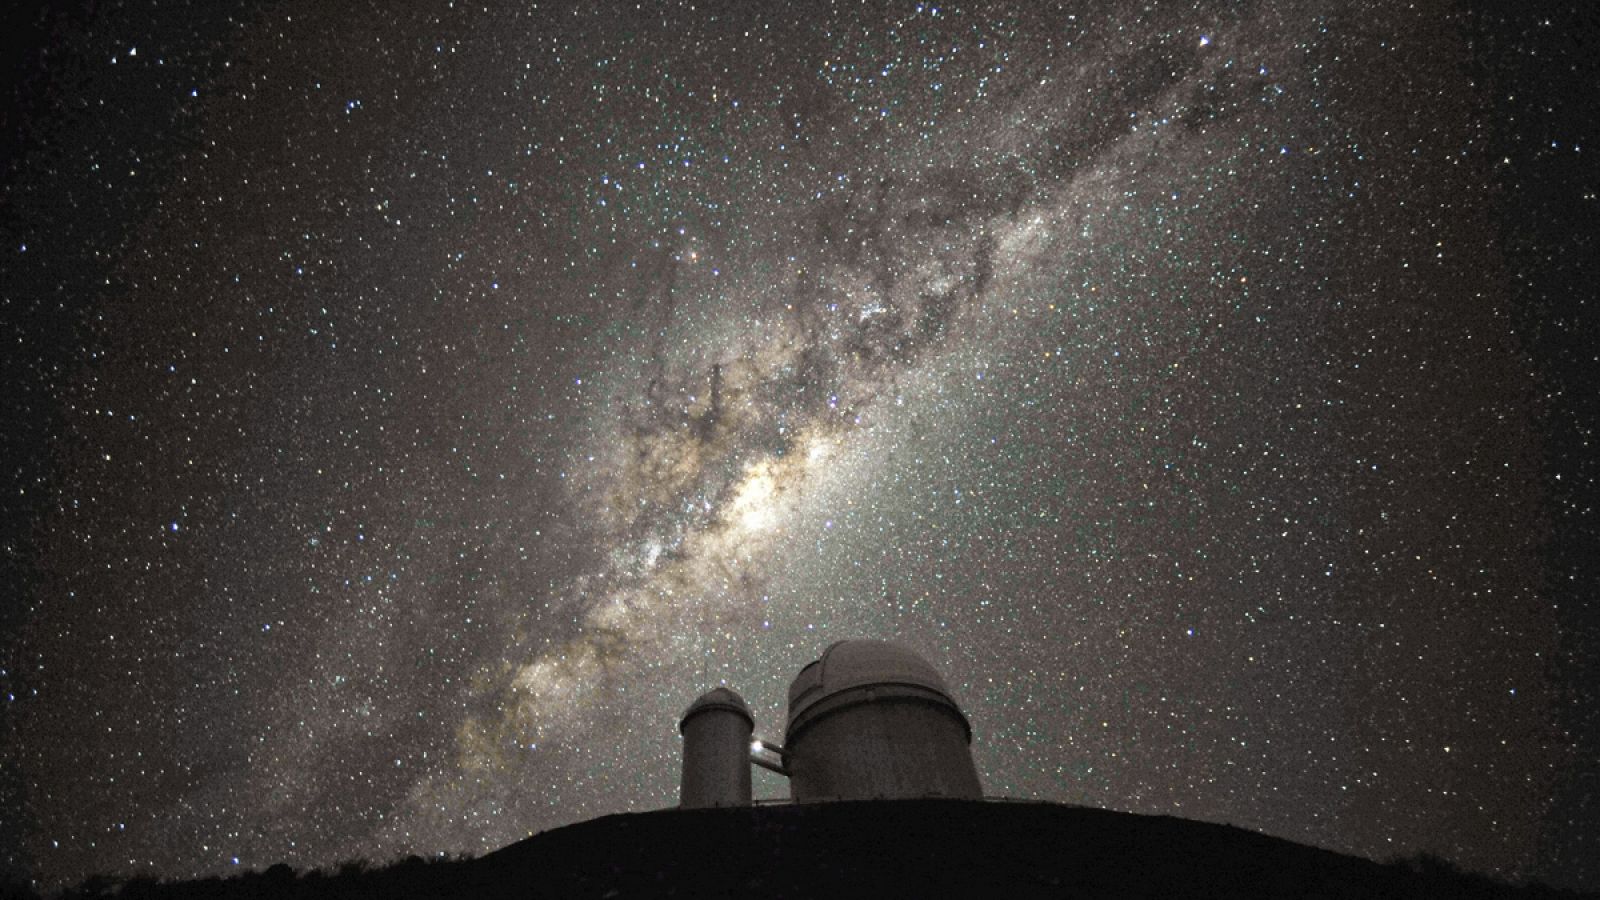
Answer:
xmin=678 ymin=687 xmax=754 ymax=808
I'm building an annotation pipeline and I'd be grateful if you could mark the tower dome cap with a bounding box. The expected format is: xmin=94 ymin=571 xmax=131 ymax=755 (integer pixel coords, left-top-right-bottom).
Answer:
xmin=679 ymin=686 xmax=753 ymax=733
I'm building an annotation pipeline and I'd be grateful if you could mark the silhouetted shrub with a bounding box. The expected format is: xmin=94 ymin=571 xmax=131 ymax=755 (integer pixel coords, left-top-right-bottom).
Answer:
xmin=114 ymin=875 xmax=161 ymax=899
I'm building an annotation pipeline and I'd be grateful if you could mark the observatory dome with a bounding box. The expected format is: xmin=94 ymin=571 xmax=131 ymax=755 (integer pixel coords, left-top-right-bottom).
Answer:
xmin=786 ymin=640 xmax=970 ymax=742
xmin=678 ymin=687 xmax=754 ymax=808
xmin=679 ymin=686 xmax=753 ymax=732
xmin=781 ymin=639 xmax=981 ymax=801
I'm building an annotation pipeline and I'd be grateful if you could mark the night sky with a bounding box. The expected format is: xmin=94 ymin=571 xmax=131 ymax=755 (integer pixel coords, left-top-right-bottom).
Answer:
xmin=4 ymin=0 xmax=1597 ymax=892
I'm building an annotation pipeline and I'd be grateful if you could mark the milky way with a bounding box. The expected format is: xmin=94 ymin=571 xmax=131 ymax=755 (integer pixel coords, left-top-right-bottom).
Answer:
xmin=5 ymin=1 xmax=1596 ymax=891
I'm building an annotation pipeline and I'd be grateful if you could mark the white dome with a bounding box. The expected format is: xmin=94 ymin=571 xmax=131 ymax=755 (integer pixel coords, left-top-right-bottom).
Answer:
xmin=786 ymin=640 xmax=958 ymax=733
xmin=679 ymin=686 xmax=753 ymax=732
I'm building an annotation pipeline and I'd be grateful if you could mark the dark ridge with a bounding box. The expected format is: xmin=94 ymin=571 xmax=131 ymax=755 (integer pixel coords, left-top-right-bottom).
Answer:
xmin=22 ymin=800 xmax=1599 ymax=899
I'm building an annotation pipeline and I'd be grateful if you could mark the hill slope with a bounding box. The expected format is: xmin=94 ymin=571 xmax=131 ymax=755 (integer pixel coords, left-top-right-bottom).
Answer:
xmin=28 ymin=800 xmax=1595 ymax=898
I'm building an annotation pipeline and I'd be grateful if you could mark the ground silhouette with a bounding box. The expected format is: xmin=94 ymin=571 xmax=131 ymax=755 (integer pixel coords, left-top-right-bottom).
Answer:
xmin=15 ymin=799 xmax=1598 ymax=898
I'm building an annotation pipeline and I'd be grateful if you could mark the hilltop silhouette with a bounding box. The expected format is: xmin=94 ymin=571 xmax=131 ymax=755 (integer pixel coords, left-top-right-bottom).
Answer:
xmin=15 ymin=799 xmax=1597 ymax=899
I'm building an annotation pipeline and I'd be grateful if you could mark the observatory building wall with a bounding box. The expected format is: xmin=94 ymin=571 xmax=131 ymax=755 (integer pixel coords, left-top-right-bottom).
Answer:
xmin=786 ymin=692 xmax=982 ymax=801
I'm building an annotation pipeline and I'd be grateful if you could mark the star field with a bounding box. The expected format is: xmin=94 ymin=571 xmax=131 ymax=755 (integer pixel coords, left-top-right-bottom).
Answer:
xmin=4 ymin=1 xmax=1596 ymax=892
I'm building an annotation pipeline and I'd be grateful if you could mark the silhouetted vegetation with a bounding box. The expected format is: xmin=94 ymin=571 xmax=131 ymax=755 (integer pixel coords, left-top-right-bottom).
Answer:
xmin=22 ymin=801 xmax=1600 ymax=898
xmin=35 ymin=854 xmax=478 ymax=900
